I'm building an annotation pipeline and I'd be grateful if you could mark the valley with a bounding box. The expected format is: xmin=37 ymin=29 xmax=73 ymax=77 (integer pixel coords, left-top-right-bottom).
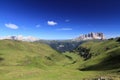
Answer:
xmin=0 ymin=38 xmax=120 ymax=80
xmin=1 ymin=0 xmax=120 ymax=80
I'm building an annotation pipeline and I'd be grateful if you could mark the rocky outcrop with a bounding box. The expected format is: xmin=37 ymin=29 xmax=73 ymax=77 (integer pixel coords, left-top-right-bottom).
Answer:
xmin=74 ymin=32 xmax=105 ymax=41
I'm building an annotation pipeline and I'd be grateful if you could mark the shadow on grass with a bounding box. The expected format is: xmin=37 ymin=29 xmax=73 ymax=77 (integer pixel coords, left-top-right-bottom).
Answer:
xmin=79 ymin=55 xmax=120 ymax=71
xmin=0 ymin=57 xmax=4 ymax=62
xmin=65 ymin=55 xmax=73 ymax=60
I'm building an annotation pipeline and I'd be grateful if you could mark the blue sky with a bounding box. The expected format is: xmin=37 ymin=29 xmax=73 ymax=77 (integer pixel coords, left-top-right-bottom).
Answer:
xmin=0 ymin=0 xmax=120 ymax=39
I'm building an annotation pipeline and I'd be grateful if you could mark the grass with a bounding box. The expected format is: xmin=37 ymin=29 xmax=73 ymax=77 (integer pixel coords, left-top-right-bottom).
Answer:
xmin=77 ymin=40 xmax=120 ymax=79
xmin=0 ymin=39 xmax=120 ymax=80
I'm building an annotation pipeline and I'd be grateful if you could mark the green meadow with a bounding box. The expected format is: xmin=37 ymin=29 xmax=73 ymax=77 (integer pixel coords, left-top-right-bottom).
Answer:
xmin=0 ymin=39 xmax=120 ymax=80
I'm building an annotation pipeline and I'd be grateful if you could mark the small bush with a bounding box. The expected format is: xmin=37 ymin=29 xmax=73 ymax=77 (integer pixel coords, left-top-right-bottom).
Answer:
xmin=108 ymin=38 xmax=114 ymax=40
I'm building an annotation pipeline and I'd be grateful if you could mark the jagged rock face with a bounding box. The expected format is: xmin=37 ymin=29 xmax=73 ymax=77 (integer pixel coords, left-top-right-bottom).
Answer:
xmin=74 ymin=32 xmax=105 ymax=41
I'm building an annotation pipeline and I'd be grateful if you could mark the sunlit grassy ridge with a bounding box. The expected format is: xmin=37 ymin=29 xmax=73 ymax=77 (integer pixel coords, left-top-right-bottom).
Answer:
xmin=79 ymin=40 xmax=120 ymax=56
xmin=77 ymin=40 xmax=120 ymax=72
xmin=0 ymin=40 xmax=64 ymax=67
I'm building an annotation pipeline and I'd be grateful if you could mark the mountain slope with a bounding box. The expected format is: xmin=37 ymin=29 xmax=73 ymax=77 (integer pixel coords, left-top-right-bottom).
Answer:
xmin=76 ymin=39 xmax=120 ymax=72
xmin=0 ymin=40 xmax=98 ymax=80
xmin=0 ymin=39 xmax=120 ymax=80
xmin=0 ymin=40 xmax=64 ymax=67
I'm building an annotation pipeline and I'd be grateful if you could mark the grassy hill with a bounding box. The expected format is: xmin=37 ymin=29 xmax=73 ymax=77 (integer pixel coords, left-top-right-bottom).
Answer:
xmin=0 ymin=39 xmax=120 ymax=80
xmin=0 ymin=40 xmax=65 ymax=67
xmin=76 ymin=39 xmax=120 ymax=75
xmin=0 ymin=40 xmax=69 ymax=80
xmin=0 ymin=40 xmax=86 ymax=80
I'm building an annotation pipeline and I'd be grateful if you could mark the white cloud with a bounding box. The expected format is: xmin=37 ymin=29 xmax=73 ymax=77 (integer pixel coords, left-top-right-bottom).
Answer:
xmin=36 ymin=24 xmax=41 ymax=28
xmin=47 ymin=21 xmax=57 ymax=26
xmin=5 ymin=23 xmax=19 ymax=29
xmin=57 ymin=28 xmax=72 ymax=31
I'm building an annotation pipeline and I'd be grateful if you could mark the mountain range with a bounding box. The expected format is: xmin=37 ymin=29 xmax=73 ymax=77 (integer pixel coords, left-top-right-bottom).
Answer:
xmin=0 ymin=32 xmax=106 ymax=52
xmin=0 ymin=32 xmax=105 ymax=42
xmin=74 ymin=32 xmax=105 ymax=41
xmin=37 ymin=32 xmax=106 ymax=52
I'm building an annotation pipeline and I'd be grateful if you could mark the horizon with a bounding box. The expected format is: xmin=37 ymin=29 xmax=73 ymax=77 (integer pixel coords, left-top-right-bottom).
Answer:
xmin=0 ymin=0 xmax=120 ymax=39
xmin=0 ymin=32 xmax=118 ymax=41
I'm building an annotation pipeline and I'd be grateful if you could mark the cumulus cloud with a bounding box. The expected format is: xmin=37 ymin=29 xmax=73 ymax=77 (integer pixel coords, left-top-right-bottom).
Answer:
xmin=57 ymin=28 xmax=72 ymax=31
xmin=47 ymin=21 xmax=57 ymax=26
xmin=5 ymin=23 xmax=19 ymax=29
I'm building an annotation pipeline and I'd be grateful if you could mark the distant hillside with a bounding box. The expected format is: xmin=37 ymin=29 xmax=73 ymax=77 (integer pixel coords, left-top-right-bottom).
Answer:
xmin=36 ymin=39 xmax=105 ymax=52
xmin=36 ymin=40 xmax=88 ymax=52
xmin=35 ymin=32 xmax=106 ymax=52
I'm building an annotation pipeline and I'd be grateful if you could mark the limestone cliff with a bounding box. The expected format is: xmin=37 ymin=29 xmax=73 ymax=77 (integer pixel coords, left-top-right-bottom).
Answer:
xmin=74 ymin=32 xmax=105 ymax=41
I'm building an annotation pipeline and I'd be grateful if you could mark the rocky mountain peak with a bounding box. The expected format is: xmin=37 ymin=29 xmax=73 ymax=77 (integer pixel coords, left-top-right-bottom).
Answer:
xmin=74 ymin=32 xmax=105 ymax=41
